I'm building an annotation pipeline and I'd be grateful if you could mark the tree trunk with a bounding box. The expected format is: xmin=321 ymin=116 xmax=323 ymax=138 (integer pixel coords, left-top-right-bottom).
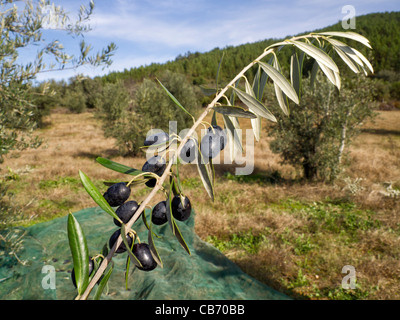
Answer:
xmin=303 ymin=160 xmax=318 ymax=181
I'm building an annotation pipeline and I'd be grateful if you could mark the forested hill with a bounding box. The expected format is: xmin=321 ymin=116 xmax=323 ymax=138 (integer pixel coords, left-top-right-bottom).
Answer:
xmin=101 ymin=11 xmax=400 ymax=84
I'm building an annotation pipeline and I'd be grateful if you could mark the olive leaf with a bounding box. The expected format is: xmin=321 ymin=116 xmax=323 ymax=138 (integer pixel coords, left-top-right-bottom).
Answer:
xmin=79 ymin=170 xmax=123 ymax=224
xmin=141 ymin=210 xmax=150 ymax=230
xmin=216 ymin=51 xmax=225 ymax=90
xmin=287 ymin=39 xmax=339 ymax=74
xmin=250 ymin=66 xmax=267 ymax=142
xmin=93 ymin=265 xmax=113 ymax=300
xmin=148 ymin=211 xmax=163 ymax=267
xmin=165 ymin=185 xmax=191 ymax=255
xmin=157 ymin=79 xmax=194 ymax=119
xmin=331 ymin=42 xmax=360 ymax=74
xmin=290 ymin=51 xmax=302 ymax=98
xmin=67 ymin=213 xmax=89 ymax=296
xmin=213 ymin=105 xmax=257 ymax=119
xmin=318 ymin=31 xmax=372 ymax=49
xmin=199 ymin=86 xmax=217 ymax=96
xmin=96 ymin=157 xmax=143 ymax=176
xmin=230 ymin=86 xmax=276 ymax=122
xmin=272 ymin=56 xmax=289 ymax=116
xmin=124 ymin=237 xmax=136 ymax=290
xmin=317 ymin=60 xmax=341 ymax=89
xmin=258 ymin=60 xmax=299 ymax=105
xmin=223 ymin=114 xmax=243 ymax=161
xmin=351 ymin=47 xmax=373 ymax=74
xmin=323 ymin=37 xmax=373 ymax=75
xmin=166 ymin=182 xmax=175 ymax=234
xmin=172 ymin=219 xmax=191 ymax=255
xmin=120 ymin=224 xmax=143 ymax=269
xmin=211 ymin=110 xmax=218 ymax=126
xmin=195 ymin=139 xmax=215 ymax=201
xmin=310 ymin=59 xmax=319 ymax=89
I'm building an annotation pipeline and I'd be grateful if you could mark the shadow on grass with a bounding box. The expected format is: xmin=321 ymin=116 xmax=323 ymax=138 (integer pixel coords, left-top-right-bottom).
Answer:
xmin=211 ymin=162 xmax=287 ymax=185
xmin=361 ymin=128 xmax=400 ymax=136
xmin=73 ymin=148 xmax=120 ymax=160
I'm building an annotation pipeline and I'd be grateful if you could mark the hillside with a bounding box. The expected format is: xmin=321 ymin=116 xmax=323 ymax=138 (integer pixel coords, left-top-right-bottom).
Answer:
xmin=100 ymin=11 xmax=400 ymax=84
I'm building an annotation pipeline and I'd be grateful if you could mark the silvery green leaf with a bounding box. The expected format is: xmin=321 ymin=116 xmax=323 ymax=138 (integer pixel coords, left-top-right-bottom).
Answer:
xmin=120 ymin=224 xmax=143 ymax=269
xmin=216 ymin=51 xmax=225 ymax=90
xmin=250 ymin=115 xmax=261 ymax=142
xmin=252 ymin=65 xmax=270 ymax=100
xmin=200 ymin=86 xmax=217 ymax=96
xmin=223 ymin=114 xmax=243 ymax=160
xmin=317 ymin=61 xmax=341 ymax=89
xmin=165 ymin=185 xmax=191 ymax=254
xmin=290 ymin=52 xmax=301 ymax=97
xmin=258 ymin=61 xmax=299 ymax=105
xmin=351 ymin=47 xmax=374 ymax=73
xmin=324 ymin=38 xmax=364 ymax=67
xmin=318 ymin=31 xmax=372 ymax=49
xmin=273 ymin=57 xmax=289 ymax=116
xmin=157 ymin=79 xmax=194 ymax=118
xmin=195 ymin=139 xmax=215 ymax=201
xmin=172 ymin=219 xmax=191 ymax=255
xmin=148 ymin=213 xmax=163 ymax=267
xmin=214 ymin=105 xmax=257 ymax=119
xmin=211 ymin=110 xmax=218 ymax=126
xmin=310 ymin=60 xmax=319 ymax=89
xmin=230 ymin=86 xmax=276 ymax=122
xmin=332 ymin=44 xmax=360 ymax=73
xmin=288 ymin=40 xmax=339 ymax=73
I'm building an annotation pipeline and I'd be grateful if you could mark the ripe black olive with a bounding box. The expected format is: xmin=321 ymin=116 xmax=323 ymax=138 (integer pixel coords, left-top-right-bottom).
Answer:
xmin=132 ymin=243 xmax=157 ymax=271
xmin=108 ymin=229 xmax=134 ymax=254
xmin=113 ymin=200 xmax=139 ymax=227
xmin=151 ymin=201 xmax=168 ymax=225
xmin=171 ymin=195 xmax=191 ymax=222
xmin=141 ymin=155 xmax=166 ymax=187
xmin=103 ymin=182 xmax=131 ymax=207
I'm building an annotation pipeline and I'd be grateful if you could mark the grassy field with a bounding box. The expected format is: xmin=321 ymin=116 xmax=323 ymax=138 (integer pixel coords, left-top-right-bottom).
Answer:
xmin=1 ymin=107 xmax=400 ymax=300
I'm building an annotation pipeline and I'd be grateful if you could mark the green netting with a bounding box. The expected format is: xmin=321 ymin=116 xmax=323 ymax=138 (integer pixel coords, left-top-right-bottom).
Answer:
xmin=0 ymin=207 xmax=289 ymax=300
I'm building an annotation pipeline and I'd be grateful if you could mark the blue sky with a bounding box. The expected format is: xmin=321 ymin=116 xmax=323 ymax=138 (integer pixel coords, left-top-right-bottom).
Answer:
xmin=32 ymin=0 xmax=400 ymax=82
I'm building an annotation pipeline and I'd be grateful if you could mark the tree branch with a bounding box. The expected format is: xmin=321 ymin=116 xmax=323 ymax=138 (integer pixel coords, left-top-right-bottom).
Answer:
xmin=79 ymin=47 xmax=275 ymax=300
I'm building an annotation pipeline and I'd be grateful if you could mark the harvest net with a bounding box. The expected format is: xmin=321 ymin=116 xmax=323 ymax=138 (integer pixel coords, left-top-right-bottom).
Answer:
xmin=0 ymin=207 xmax=289 ymax=300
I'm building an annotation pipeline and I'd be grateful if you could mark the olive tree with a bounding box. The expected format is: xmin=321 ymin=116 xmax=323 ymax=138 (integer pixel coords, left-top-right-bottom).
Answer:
xmin=95 ymin=71 xmax=199 ymax=156
xmin=0 ymin=0 xmax=116 ymax=163
xmin=68 ymin=31 xmax=374 ymax=300
xmin=268 ymin=76 xmax=376 ymax=181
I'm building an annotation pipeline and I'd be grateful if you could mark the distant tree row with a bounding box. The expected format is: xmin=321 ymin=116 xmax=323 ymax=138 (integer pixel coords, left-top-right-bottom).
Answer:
xmin=101 ymin=12 xmax=400 ymax=85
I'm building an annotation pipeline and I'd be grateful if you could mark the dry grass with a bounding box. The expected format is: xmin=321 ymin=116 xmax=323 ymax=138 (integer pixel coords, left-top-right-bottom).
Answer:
xmin=1 ymin=107 xmax=400 ymax=300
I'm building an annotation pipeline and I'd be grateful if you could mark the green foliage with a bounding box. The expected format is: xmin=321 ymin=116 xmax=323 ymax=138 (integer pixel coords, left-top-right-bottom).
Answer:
xmin=0 ymin=81 xmax=42 ymax=163
xmin=268 ymin=76 xmax=376 ymax=181
xmin=278 ymin=199 xmax=380 ymax=235
xmin=207 ymin=230 xmax=268 ymax=254
xmin=95 ymin=79 xmax=137 ymax=155
xmin=96 ymin=71 xmax=200 ymax=155
xmin=101 ymin=12 xmax=400 ymax=87
xmin=30 ymin=80 xmax=63 ymax=126
xmin=0 ymin=0 xmax=116 ymax=163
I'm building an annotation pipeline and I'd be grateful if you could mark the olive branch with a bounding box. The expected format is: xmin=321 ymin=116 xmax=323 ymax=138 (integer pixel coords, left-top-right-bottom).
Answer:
xmin=67 ymin=31 xmax=373 ymax=300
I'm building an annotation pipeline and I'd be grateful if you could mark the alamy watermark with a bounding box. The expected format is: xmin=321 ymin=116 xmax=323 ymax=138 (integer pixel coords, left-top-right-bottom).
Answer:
xmin=144 ymin=122 xmax=255 ymax=176
xmin=41 ymin=4 xmax=61 ymax=30
xmin=41 ymin=265 xmax=56 ymax=290
xmin=341 ymin=5 xmax=356 ymax=30
xmin=341 ymin=265 xmax=356 ymax=289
